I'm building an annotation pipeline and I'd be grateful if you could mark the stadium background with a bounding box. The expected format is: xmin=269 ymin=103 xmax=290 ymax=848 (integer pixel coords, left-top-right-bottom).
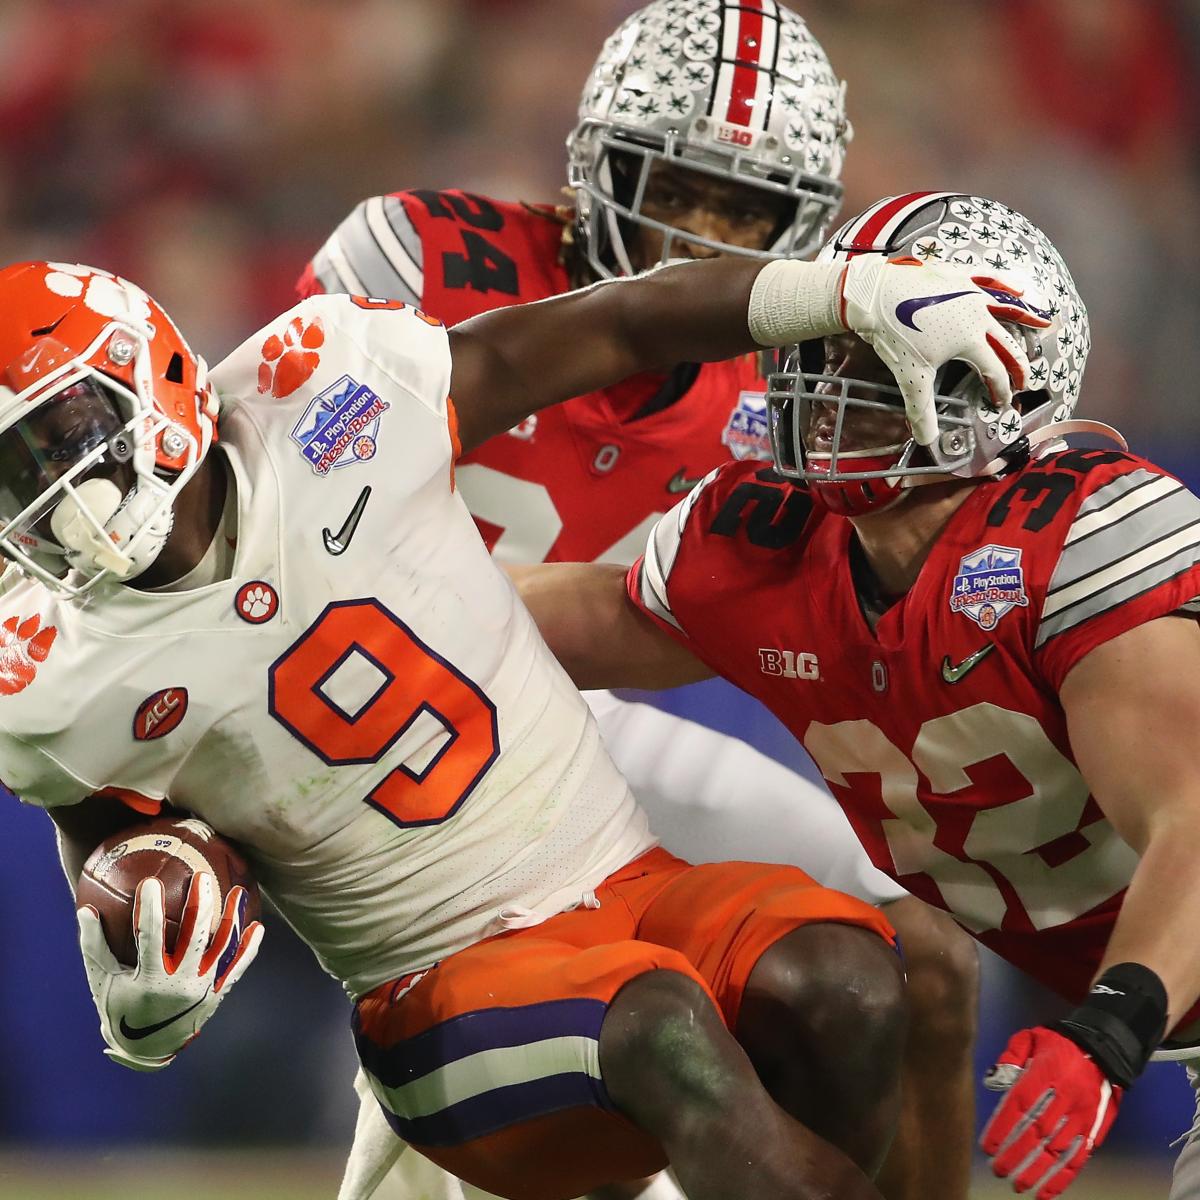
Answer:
xmin=0 ymin=0 xmax=1196 ymax=1195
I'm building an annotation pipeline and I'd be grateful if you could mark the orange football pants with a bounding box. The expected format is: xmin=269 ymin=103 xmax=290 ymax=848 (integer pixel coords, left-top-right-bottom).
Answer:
xmin=353 ymin=848 xmax=895 ymax=1200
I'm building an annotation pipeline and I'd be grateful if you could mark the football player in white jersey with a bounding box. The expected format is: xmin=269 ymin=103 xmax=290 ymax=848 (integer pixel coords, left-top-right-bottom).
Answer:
xmin=307 ymin=7 xmax=981 ymax=1197
xmin=0 ymin=251 xmax=1037 ymax=1200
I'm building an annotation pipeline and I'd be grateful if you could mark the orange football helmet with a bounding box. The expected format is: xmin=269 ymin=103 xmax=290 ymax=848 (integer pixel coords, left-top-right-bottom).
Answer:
xmin=0 ymin=262 xmax=218 ymax=596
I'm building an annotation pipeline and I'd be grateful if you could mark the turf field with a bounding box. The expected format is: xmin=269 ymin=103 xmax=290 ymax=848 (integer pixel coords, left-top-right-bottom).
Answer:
xmin=0 ymin=1151 xmax=1175 ymax=1199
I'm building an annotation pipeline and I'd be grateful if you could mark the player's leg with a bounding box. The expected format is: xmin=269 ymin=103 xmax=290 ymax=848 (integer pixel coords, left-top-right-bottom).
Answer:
xmin=590 ymin=692 xmax=977 ymax=1199
xmin=634 ymin=855 xmax=907 ymax=1178
xmin=352 ymin=850 xmax=890 ymax=1200
xmin=599 ymin=965 xmax=888 ymax=1200
xmin=874 ymin=897 xmax=979 ymax=1200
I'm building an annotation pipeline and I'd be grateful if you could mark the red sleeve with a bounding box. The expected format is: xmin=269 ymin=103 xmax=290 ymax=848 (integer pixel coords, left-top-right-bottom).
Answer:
xmin=1033 ymin=454 xmax=1200 ymax=691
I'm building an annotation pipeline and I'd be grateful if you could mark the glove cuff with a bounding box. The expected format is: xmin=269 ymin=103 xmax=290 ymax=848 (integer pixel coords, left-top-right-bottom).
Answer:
xmin=1054 ymin=962 xmax=1168 ymax=1088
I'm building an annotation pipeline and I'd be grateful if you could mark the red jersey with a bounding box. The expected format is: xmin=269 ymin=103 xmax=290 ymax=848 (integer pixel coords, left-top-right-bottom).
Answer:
xmin=629 ymin=449 xmax=1200 ymax=1005
xmin=300 ymin=189 xmax=770 ymax=563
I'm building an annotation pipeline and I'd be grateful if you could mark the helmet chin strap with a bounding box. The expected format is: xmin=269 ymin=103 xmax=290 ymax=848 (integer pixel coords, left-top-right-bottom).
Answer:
xmin=50 ymin=477 xmax=173 ymax=582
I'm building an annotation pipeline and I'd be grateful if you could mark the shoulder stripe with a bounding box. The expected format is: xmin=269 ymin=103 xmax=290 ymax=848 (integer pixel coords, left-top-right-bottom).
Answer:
xmin=327 ymin=198 xmax=422 ymax=305
xmin=364 ymin=195 xmax=424 ymax=301
xmin=311 ymin=231 xmax=367 ymax=296
xmin=1047 ymin=488 xmax=1199 ymax=599
xmin=1037 ymin=523 xmax=1200 ymax=646
xmin=1066 ymin=470 xmax=1180 ymax=544
xmin=637 ymin=470 xmax=720 ymax=633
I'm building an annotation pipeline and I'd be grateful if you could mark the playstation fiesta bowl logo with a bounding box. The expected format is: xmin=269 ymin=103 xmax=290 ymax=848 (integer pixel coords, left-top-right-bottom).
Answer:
xmin=950 ymin=544 xmax=1028 ymax=630
xmin=290 ymin=374 xmax=389 ymax=476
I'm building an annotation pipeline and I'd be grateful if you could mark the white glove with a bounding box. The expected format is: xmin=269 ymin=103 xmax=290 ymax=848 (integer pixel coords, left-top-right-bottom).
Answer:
xmin=77 ymin=871 xmax=263 ymax=1072
xmin=840 ymin=256 xmax=1052 ymax=447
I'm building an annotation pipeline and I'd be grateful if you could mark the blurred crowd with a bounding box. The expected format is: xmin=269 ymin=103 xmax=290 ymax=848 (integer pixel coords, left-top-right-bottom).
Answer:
xmin=0 ymin=0 xmax=1197 ymax=443
xmin=1 ymin=0 xmax=1199 ymax=1166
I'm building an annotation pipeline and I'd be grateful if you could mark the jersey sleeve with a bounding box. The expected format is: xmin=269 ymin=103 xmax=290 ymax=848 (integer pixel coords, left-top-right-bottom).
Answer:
xmin=627 ymin=468 xmax=723 ymax=640
xmin=298 ymin=193 xmax=425 ymax=306
xmin=1035 ymin=458 xmax=1200 ymax=690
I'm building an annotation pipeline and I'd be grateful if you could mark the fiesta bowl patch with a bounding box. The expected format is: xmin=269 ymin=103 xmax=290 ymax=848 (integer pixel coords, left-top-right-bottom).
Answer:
xmin=290 ymin=374 xmax=389 ymax=476
xmin=722 ymin=391 xmax=771 ymax=461
xmin=133 ymin=688 xmax=189 ymax=741
xmin=950 ymin=544 xmax=1028 ymax=630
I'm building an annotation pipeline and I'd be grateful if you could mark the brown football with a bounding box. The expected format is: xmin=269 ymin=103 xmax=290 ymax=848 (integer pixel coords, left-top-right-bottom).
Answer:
xmin=76 ymin=816 xmax=260 ymax=967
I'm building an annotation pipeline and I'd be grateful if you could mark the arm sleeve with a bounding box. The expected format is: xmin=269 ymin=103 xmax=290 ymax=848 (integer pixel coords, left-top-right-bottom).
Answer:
xmin=1036 ymin=463 xmax=1200 ymax=690
xmin=299 ymin=194 xmax=424 ymax=306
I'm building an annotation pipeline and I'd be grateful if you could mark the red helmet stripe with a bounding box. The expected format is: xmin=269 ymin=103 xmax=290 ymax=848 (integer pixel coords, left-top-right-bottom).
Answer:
xmin=843 ymin=191 xmax=943 ymax=250
xmin=713 ymin=1 xmax=779 ymax=130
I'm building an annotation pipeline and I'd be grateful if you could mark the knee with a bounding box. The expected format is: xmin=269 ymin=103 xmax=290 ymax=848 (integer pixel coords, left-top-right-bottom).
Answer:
xmin=886 ymin=898 xmax=979 ymax=1049
xmin=600 ymin=965 xmax=733 ymax=1119
xmin=740 ymin=923 xmax=909 ymax=1072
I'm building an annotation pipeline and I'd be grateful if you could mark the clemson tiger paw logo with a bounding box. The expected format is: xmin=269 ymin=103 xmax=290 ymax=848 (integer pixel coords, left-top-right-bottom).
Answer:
xmin=0 ymin=614 xmax=57 ymax=696
xmin=235 ymin=581 xmax=279 ymax=625
xmin=258 ymin=316 xmax=325 ymax=399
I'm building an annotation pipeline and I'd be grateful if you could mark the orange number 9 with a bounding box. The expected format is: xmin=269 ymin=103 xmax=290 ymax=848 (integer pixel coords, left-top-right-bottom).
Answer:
xmin=269 ymin=599 xmax=499 ymax=827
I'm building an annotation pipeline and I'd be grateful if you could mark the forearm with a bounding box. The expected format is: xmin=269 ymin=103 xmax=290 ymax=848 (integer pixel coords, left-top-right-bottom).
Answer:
xmin=1098 ymin=811 xmax=1200 ymax=1029
xmin=511 ymin=562 xmax=712 ymax=691
xmin=449 ymin=258 xmax=844 ymax=452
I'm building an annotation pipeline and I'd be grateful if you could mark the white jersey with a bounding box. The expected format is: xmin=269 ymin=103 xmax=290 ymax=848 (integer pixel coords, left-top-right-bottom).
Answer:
xmin=0 ymin=295 xmax=652 ymax=997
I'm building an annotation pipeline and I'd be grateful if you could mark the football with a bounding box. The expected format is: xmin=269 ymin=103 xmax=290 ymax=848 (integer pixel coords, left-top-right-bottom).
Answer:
xmin=76 ymin=816 xmax=260 ymax=967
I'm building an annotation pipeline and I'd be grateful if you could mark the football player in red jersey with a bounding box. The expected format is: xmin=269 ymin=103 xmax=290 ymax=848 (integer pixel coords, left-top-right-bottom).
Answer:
xmin=515 ymin=189 xmax=1200 ymax=1200
xmin=303 ymin=6 xmax=981 ymax=1199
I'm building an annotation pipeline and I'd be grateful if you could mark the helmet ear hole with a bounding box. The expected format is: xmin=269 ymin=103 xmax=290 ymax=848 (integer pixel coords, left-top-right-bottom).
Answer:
xmin=165 ymin=353 xmax=185 ymax=384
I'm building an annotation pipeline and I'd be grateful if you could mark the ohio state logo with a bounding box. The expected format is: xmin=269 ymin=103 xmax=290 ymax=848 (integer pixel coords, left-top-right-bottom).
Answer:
xmin=133 ymin=688 xmax=189 ymax=741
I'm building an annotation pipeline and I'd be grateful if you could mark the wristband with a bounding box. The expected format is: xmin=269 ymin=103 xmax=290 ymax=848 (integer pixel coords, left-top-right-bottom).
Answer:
xmin=747 ymin=259 xmax=846 ymax=347
xmin=1054 ymin=962 xmax=1168 ymax=1088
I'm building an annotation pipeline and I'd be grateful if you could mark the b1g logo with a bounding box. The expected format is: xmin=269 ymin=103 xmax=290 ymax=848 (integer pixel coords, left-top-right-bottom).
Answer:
xmin=950 ymin=544 xmax=1028 ymax=630
xmin=290 ymin=374 xmax=389 ymax=476
xmin=759 ymin=648 xmax=820 ymax=680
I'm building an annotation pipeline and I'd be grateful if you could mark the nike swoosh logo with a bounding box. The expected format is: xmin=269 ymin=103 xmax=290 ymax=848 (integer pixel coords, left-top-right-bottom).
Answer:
xmin=896 ymin=290 xmax=975 ymax=331
xmin=119 ymin=989 xmax=210 ymax=1041
xmin=323 ymin=486 xmax=372 ymax=556
xmin=941 ymin=642 xmax=995 ymax=684
xmin=667 ymin=469 xmax=706 ymax=495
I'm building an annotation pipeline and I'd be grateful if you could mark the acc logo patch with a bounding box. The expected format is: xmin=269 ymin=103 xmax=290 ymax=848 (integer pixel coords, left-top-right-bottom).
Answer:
xmin=133 ymin=688 xmax=189 ymax=741
xmin=0 ymin=614 xmax=57 ymax=696
xmin=721 ymin=391 xmax=772 ymax=462
xmin=258 ymin=316 xmax=325 ymax=399
xmin=289 ymin=374 xmax=389 ymax=476
xmin=950 ymin=544 xmax=1029 ymax=630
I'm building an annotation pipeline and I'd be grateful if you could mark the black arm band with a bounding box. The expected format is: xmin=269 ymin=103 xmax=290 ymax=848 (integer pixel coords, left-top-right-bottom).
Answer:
xmin=1053 ymin=962 xmax=1168 ymax=1089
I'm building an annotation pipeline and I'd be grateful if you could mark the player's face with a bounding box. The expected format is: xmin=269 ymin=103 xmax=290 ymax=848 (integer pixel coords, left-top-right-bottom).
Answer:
xmin=0 ymin=379 xmax=134 ymax=563
xmin=629 ymin=160 xmax=789 ymax=270
xmin=804 ymin=335 xmax=910 ymax=456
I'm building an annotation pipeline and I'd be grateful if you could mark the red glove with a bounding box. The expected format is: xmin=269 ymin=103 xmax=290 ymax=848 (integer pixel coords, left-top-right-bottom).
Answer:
xmin=980 ymin=1026 xmax=1122 ymax=1199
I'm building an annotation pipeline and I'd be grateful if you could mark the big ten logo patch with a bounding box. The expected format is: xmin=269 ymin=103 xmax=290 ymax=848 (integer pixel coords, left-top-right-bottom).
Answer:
xmin=758 ymin=648 xmax=820 ymax=680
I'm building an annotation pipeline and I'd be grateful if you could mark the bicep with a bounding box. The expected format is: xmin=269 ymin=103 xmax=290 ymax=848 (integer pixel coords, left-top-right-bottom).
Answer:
xmin=511 ymin=562 xmax=713 ymax=691
xmin=1060 ymin=615 xmax=1200 ymax=850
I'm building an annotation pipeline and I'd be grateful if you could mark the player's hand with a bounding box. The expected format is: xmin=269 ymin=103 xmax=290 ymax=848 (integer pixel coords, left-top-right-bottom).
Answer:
xmin=980 ymin=1026 xmax=1122 ymax=1199
xmin=76 ymin=871 xmax=263 ymax=1071
xmin=839 ymin=255 xmax=1052 ymax=447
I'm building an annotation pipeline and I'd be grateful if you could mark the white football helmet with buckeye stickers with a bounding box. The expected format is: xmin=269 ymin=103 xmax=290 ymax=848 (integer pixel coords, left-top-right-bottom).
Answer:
xmin=766 ymin=191 xmax=1117 ymax=515
xmin=568 ymin=0 xmax=850 ymax=277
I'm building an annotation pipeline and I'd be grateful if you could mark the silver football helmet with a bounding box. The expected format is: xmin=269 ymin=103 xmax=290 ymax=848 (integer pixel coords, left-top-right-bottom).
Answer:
xmin=767 ymin=192 xmax=1106 ymax=514
xmin=568 ymin=0 xmax=851 ymax=278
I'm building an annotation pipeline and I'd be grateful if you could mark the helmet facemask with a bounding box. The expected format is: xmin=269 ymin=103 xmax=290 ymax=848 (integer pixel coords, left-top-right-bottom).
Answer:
xmin=0 ymin=320 xmax=203 ymax=599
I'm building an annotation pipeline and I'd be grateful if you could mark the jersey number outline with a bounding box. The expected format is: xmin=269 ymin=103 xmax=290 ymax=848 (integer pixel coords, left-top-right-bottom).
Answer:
xmin=803 ymin=703 xmax=1136 ymax=934
xmin=269 ymin=599 xmax=499 ymax=828
xmin=413 ymin=191 xmax=519 ymax=297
